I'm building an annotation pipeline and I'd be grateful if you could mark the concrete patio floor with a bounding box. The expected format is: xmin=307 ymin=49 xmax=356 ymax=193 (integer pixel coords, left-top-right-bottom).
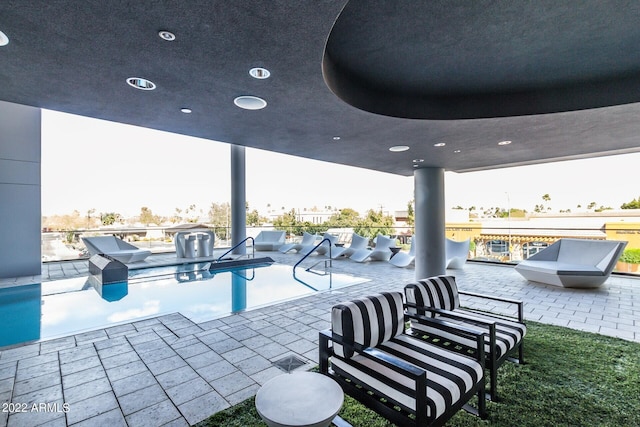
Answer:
xmin=1 ymin=251 xmax=638 ymax=426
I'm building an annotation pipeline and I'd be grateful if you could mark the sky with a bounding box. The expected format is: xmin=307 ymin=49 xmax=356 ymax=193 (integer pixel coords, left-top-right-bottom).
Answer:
xmin=41 ymin=109 xmax=640 ymax=219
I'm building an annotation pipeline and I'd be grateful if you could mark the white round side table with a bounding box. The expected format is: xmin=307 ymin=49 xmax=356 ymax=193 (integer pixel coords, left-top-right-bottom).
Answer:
xmin=255 ymin=372 xmax=344 ymax=427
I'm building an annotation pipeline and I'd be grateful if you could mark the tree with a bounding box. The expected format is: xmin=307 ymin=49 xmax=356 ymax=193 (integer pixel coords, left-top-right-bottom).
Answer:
xmin=139 ymin=207 xmax=160 ymax=226
xmin=208 ymin=202 xmax=230 ymax=239
xmin=246 ymin=209 xmax=266 ymax=226
xmin=324 ymin=208 xmax=361 ymax=228
xmin=100 ymin=212 xmax=121 ymax=226
xmin=535 ymin=194 xmax=551 ymax=213
xmin=170 ymin=207 xmax=183 ymax=224
xmin=406 ymin=200 xmax=415 ymax=227
xmin=621 ymin=197 xmax=640 ymax=209
xmin=273 ymin=209 xmax=302 ymax=235
xmin=184 ymin=204 xmax=199 ymax=223
xmin=86 ymin=208 xmax=96 ymax=228
xmin=355 ymin=209 xmax=394 ymax=239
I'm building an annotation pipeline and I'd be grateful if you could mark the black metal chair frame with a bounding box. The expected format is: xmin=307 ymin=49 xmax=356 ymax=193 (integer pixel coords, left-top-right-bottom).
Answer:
xmin=406 ymin=289 xmax=525 ymax=401
xmin=319 ymin=311 xmax=487 ymax=427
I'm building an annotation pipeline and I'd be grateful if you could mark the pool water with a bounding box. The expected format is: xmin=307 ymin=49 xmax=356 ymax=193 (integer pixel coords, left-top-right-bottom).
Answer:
xmin=0 ymin=263 xmax=368 ymax=348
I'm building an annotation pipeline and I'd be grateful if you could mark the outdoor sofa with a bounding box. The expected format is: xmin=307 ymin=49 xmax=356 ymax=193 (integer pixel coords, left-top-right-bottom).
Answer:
xmin=253 ymin=230 xmax=286 ymax=251
xmin=514 ymin=238 xmax=627 ymax=288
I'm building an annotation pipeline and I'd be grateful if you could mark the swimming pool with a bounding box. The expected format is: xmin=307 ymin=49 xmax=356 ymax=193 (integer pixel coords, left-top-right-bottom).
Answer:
xmin=0 ymin=262 xmax=368 ymax=348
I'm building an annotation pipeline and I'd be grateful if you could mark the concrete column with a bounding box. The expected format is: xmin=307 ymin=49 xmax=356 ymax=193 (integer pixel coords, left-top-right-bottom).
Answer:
xmin=0 ymin=101 xmax=41 ymax=279
xmin=230 ymin=145 xmax=247 ymax=254
xmin=414 ymin=167 xmax=446 ymax=279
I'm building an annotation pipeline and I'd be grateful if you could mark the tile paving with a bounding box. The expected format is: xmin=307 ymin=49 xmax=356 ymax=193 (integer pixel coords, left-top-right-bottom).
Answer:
xmin=0 ymin=251 xmax=638 ymax=426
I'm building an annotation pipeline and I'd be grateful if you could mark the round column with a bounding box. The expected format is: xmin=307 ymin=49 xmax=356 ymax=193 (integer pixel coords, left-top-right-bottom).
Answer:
xmin=414 ymin=167 xmax=446 ymax=279
xmin=231 ymin=145 xmax=247 ymax=254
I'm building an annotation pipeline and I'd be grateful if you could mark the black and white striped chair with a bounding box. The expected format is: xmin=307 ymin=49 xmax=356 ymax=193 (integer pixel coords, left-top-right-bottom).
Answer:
xmin=319 ymin=291 xmax=487 ymax=427
xmin=405 ymin=275 xmax=526 ymax=401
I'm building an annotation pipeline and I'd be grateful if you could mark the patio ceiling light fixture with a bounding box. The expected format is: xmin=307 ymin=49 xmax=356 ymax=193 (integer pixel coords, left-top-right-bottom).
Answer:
xmin=333 ymin=136 xmax=341 ymax=140
xmin=249 ymin=67 xmax=270 ymax=79
xmin=126 ymin=77 xmax=156 ymax=90
xmin=434 ymin=142 xmax=446 ymax=147
xmin=158 ymin=30 xmax=176 ymax=41
xmin=389 ymin=145 xmax=409 ymax=152
xmin=0 ymin=30 xmax=9 ymax=46
xmin=180 ymin=108 xmax=192 ymax=113
xmin=234 ymin=95 xmax=267 ymax=110
xmin=498 ymin=140 xmax=512 ymax=146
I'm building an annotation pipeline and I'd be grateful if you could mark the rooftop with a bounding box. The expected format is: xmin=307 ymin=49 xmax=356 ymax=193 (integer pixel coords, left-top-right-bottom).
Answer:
xmin=1 ymin=251 xmax=638 ymax=426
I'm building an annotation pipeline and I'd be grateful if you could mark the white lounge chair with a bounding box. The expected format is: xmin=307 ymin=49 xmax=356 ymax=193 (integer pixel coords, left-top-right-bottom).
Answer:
xmin=81 ymin=236 xmax=151 ymax=264
xmin=515 ymin=238 xmax=627 ymax=288
xmin=278 ymin=232 xmax=318 ymax=253
xmin=446 ymin=238 xmax=470 ymax=269
xmin=298 ymin=232 xmax=338 ymax=256
xmin=350 ymin=234 xmax=396 ymax=263
xmin=253 ymin=230 xmax=286 ymax=251
xmin=389 ymin=236 xmax=415 ymax=268
xmin=329 ymin=233 xmax=368 ymax=259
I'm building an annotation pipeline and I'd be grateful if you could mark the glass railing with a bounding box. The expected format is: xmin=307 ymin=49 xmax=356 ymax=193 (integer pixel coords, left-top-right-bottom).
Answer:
xmin=41 ymin=224 xmax=640 ymax=276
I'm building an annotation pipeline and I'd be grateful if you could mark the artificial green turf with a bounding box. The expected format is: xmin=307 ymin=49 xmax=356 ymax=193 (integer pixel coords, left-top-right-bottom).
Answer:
xmin=194 ymin=321 xmax=640 ymax=426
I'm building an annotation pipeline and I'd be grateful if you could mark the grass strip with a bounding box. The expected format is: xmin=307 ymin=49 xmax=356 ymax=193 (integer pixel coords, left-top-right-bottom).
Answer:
xmin=194 ymin=321 xmax=640 ymax=427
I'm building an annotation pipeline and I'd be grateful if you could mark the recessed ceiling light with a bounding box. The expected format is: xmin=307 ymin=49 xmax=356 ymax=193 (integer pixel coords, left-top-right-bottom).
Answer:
xmin=389 ymin=145 xmax=410 ymax=152
xmin=434 ymin=143 xmax=446 ymax=147
xmin=158 ymin=30 xmax=176 ymax=41
xmin=234 ymin=95 xmax=267 ymax=110
xmin=412 ymin=159 xmax=424 ymax=163
xmin=180 ymin=108 xmax=192 ymax=114
xmin=333 ymin=136 xmax=341 ymax=141
xmin=498 ymin=140 xmax=512 ymax=146
xmin=0 ymin=31 xmax=8 ymax=47
xmin=249 ymin=67 xmax=270 ymax=79
xmin=126 ymin=77 xmax=156 ymax=90
xmin=454 ymin=149 xmax=461 ymax=153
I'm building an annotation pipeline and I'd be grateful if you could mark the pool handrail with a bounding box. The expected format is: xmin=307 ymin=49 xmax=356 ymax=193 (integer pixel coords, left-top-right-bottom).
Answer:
xmin=216 ymin=237 xmax=255 ymax=262
xmin=293 ymin=238 xmax=333 ymax=272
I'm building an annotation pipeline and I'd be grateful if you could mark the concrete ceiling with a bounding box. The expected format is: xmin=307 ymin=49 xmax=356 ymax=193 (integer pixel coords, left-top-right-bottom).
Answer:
xmin=1 ymin=1 xmax=640 ymax=176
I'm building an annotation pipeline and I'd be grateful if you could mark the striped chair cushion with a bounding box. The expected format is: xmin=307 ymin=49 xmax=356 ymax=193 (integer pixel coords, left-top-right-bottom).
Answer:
xmin=406 ymin=275 xmax=526 ymax=358
xmin=405 ymin=276 xmax=460 ymax=318
xmin=331 ymin=333 xmax=483 ymax=419
xmin=410 ymin=313 xmax=526 ymax=358
xmin=332 ymin=292 xmax=404 ymax=359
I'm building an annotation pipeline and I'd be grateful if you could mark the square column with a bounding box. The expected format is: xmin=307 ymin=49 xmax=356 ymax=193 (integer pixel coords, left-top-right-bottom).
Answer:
xmin=0 ymin=101 xmax=41 ymax=278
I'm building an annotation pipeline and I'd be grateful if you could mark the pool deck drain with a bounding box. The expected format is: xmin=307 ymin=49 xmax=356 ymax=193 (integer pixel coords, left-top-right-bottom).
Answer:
xmin=273 ymin=355 xmax=308 ymax=373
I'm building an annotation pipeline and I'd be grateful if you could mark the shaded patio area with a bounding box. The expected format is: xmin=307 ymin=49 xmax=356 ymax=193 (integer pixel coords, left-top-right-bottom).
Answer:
xmin=0 ymin=252 xmax=638 ymax=426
